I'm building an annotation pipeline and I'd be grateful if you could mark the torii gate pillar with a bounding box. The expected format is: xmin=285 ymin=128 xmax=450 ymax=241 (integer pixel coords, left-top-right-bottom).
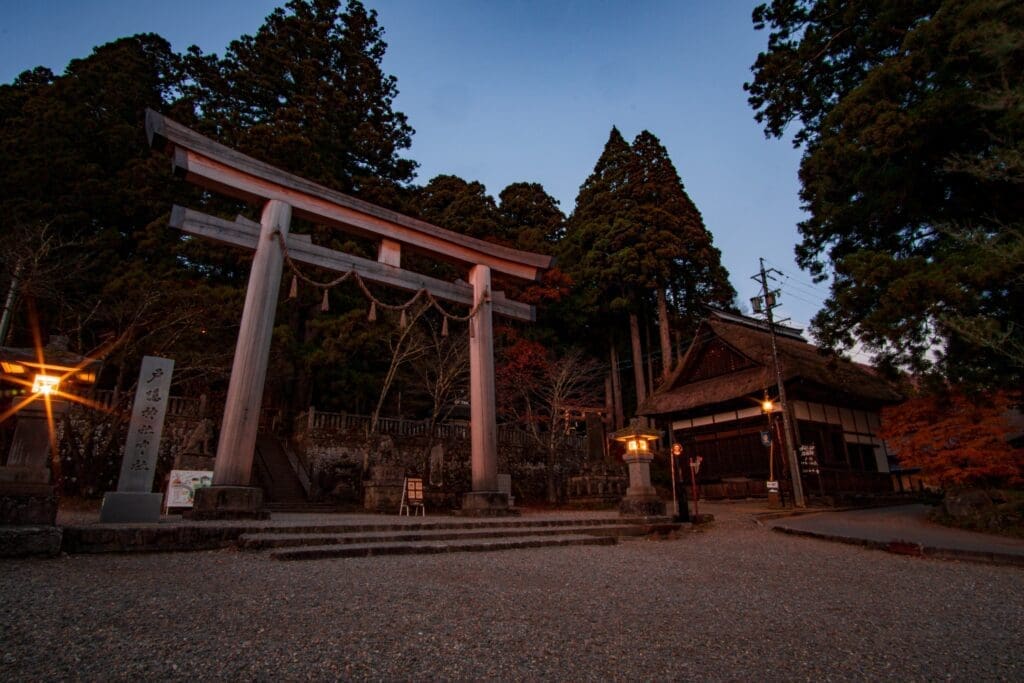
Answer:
xmin=147 ymin=110 xmax=551 ymax=520
xmin=461 ymin=264 xmax=508 ymax=515
xmin=192 ymin=199 xmax=291 ymax=519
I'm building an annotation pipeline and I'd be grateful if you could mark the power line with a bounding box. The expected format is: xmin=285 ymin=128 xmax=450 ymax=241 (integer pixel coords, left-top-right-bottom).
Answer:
xmin=778 ymin=287 xmax=826 ymax=308
xmin=780 ymin=276 xmax=829 ymax=297
xmin=765 ymin=260 xmax=833 ymax=295
xmin=773 ymin=271 xmax=829 ymax=297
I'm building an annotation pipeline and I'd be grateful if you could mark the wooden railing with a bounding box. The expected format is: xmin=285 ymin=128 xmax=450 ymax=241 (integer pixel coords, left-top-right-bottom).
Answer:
xmin=86 ymin=393 xmax=589 ymax=451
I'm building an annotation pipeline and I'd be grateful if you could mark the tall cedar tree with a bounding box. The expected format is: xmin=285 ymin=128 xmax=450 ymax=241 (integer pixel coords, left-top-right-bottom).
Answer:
xmin=182 ymin=0 xmax=421 ymax=414
xmin=560 ymin=128 xmax=636 ymax=330
xmin=562 ymin=128 xmax=734 ymax=411
xmin=629 ymin=131 xmax=735 ymax=377
xmin=560 ymin=128 xmax=645 ymax=411
xmin=746 ymin=0 xmax=1024 ymax=386
xmin=183 ymin=0 xmax=416 ymax=199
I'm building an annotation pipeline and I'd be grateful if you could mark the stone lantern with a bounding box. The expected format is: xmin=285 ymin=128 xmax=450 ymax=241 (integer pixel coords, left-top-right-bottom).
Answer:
xmin=0 ymin=341 xmax=99 ymax=526
xmin=611 ymin=419 xmax=666 ymax=516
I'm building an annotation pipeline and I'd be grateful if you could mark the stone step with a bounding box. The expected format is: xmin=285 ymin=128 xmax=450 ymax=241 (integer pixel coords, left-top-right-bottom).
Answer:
xmin=263 ymin=502 xmax=329 ymax=511
xmin=61 ymin=516 xmax=678 ymax=554
xmin=238 ymin=523 xmax=666 ymax=550
xmin=269 ymin=533 xmax=617 ymax=560
xmin=252 ymin=516 xmax=673 ymax=535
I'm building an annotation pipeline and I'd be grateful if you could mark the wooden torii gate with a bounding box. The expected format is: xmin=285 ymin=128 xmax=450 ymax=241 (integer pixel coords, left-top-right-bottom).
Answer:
xmin=146 ymin=110 xmax=552 ymax=518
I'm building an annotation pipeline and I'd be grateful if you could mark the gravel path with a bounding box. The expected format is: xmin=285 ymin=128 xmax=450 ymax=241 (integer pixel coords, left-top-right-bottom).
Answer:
xmin=3 ymin=509 xmax=1022 ymax=681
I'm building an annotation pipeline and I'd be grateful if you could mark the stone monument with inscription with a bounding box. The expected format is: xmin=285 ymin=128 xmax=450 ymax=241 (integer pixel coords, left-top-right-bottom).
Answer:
xmin=99 ymin=356 xmax=174 ymax=523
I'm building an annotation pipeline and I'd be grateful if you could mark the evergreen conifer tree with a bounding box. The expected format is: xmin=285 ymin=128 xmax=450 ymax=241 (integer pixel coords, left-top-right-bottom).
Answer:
xmin=562 ymin=127 xmax=735 ymax=411
xmin=629 ymin=130 xmax=735 ymax=376
xmin=180 ymin=0 xmax=424 ymax=413
xmin=184 ymin=0 xmax=416 ymax=199
xmin=560 ymin=128 xmax=645 ymax=409
xmin=747 ymin=0 xmax=1024 ymax=385
xmin=498 ymin=182 xmax=565 ymax=255
xmin=413 ymin=174 xmax=506 ymax=243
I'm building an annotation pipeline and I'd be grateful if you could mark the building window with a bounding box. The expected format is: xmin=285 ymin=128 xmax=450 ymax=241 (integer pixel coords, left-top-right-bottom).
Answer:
xmin=846 ymin=443 xmax=878 ymax=472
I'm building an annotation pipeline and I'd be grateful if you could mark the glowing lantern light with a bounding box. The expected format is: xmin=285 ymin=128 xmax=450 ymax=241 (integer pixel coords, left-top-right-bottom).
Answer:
xmin=613 ymin=420 xmax=659 ymax=458
xmin=31 ymin=374 xmax=60 ymax=396
xmin=626 ymin=438 xmax=650 ymax=454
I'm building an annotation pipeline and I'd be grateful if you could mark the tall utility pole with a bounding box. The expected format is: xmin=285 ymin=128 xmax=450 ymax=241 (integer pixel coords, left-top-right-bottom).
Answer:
xmin=752 ymin=258 xmax=806 ymax=508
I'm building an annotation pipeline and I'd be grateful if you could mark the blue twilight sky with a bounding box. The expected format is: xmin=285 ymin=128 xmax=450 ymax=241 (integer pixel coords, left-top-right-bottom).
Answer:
xmin=0 ymin=0 xmax=832 ymax=331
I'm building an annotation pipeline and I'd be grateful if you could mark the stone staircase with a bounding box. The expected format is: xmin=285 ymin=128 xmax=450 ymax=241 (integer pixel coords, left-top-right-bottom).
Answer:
xmin=254 ymin=434 xmax=309 ymax=508
xmin=238 ymin=517 xmax=680 ymax=560
xmin=263 ymin=501 xmax=349 ymax=513
xmin=60 ymin=515 xmax=682 ymax=556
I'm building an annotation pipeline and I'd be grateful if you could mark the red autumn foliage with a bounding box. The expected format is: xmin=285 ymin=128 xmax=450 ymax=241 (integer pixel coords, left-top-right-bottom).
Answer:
xmin=880 ymin=389 xmax=1024 ymax=489
xmin=517 ymin=267 xmax=573 ymax=305
xmin=495 ymin=339 xmax=601 ymax=429
xmin=495 ymin=339 xmax=550 ymax=420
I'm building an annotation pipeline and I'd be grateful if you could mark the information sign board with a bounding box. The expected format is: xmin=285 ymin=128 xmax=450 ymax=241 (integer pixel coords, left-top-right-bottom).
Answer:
xmin=799 ymin=444 xmax=820 ymax=475
xmin=165 ymin=470 xmax=214 ymax=508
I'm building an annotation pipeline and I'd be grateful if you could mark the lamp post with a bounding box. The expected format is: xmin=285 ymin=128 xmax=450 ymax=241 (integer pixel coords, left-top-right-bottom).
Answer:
xmin=761 ymin=395 xmax=781 ymax=507
xmin=611 ymin=418 xmax=665 ymax=517
xmin=688 ymin=453 xmax=703 ymax=518
xmin=670 ymin=441 xmax=685 ymax=521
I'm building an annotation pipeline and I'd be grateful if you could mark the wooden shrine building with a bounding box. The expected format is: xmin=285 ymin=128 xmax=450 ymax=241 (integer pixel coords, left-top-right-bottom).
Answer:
xmin=639 ymin=310 xmax=904 ymax=499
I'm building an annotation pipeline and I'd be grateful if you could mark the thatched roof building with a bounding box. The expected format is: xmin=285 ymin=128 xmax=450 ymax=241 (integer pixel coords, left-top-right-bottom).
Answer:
xmin=641 ymin=311 xmax=901 ymax=417
xmin=639 ymin=310 xmax=903 ymax=498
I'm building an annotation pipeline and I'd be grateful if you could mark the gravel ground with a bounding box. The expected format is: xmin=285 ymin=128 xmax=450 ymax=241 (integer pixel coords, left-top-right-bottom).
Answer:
xmin=2 ymin=508 xmax=1022 ymax=681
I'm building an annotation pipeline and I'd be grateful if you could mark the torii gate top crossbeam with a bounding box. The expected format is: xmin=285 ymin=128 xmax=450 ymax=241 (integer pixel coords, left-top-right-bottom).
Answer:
xmin=170 ymin=206 xmax=535 ymax=321
xmin=146 ymin=109 xmax=553 ymax=283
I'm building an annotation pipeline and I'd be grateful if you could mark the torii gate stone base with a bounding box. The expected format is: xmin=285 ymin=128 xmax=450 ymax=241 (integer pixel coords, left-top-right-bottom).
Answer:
xmin=147 ymin=110 xmax=552 ymax=519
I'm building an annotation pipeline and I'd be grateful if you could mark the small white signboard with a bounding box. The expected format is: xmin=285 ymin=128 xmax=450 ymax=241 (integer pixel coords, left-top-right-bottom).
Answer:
xmin=165 ymin=469 xmax=214 ymax=508
xmin=799 ymin=444 xmax=820 ymax=475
